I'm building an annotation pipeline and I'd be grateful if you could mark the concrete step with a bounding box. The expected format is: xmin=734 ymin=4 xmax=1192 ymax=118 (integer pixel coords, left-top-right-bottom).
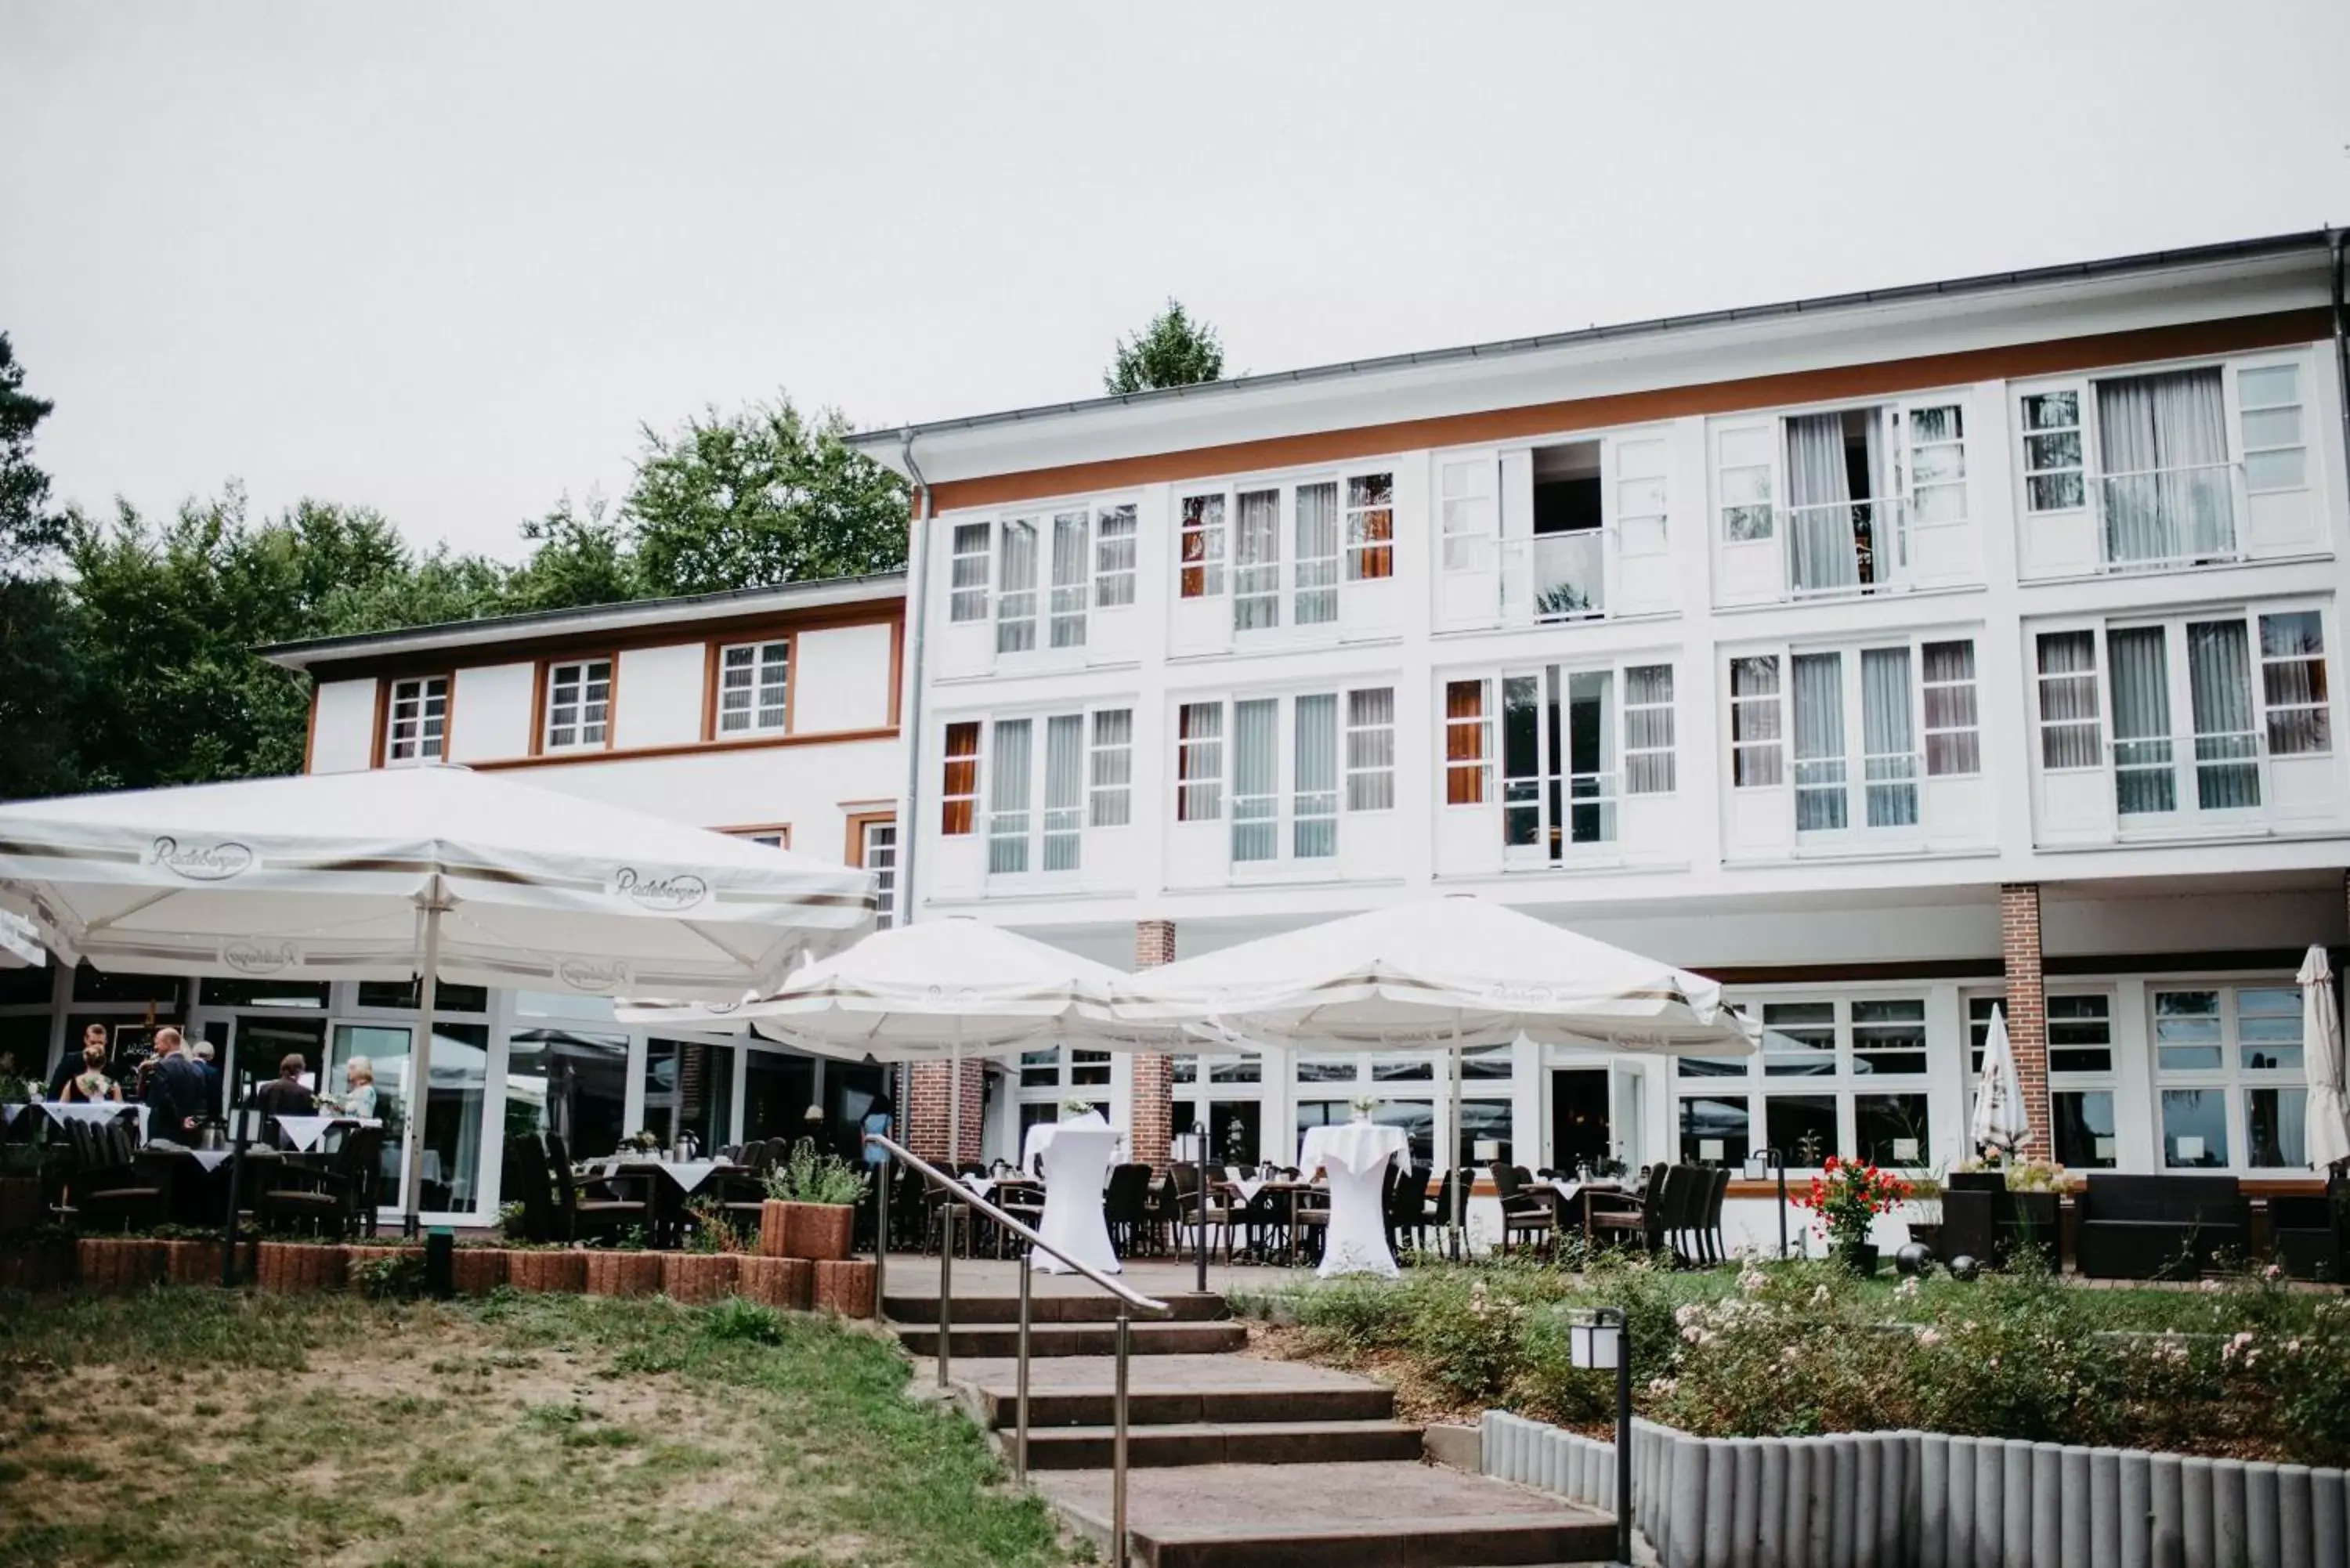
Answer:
xmin=884 ymin=1290 xmax=1231 ymax=1324
xmin=1013 ymin=1418 xmax=1426 ymax=1470
xmin=895 ymin=1320 xmax=1247 ymax=1358
xmin=945 ymin=1353 xmax=1398 ymax=1429
xmin=1034 ymin=1460 xmax=1618 ymax=1568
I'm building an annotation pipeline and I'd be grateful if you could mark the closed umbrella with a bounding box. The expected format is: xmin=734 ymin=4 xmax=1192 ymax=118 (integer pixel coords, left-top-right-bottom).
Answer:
xmin=2298 ymin=946 xmax=2350 ymax=1170
xmin=1971 ymin=1005 xmax=2030 ymax=1158
xmin=1113 ymin=894 xmax=1757 ymax=1245
xmin=0 ymin=765 xmax=873 ymax=1222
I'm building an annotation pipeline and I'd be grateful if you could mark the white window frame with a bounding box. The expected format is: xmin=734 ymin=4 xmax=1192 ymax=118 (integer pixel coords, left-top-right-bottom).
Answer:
xmin=949 ymin=521 xmax=992 ymax=623
xmin=1442 ymin=678 xmax=1492 ymax=807
xmin=2018 ymin=388 xmax=2086 ymax=515
xmin=1613 ymin=439 xmax=1670 ymax=558
xmin=1968 ymin=990 xmax=2119 ymax=1170
xmin=1175 ymin=688 xmax=1392 ymax=869
xmin=2149 ymin=980 xmax=2308 ymax=1172
xmin=1919 ymin=640 xmax=1981 ymax=778
xmin=2236 ymin=358 xmax=2308 ymax=496
xmin=1093 ymin=503 xmax=1137 ymax=609
xmin=716 ymin=638 xmax=792 ymax=736
xmin=1178 ymin=491 xmax=1227 ymax=602
xmin=995 ymin=515 xmax=1041 ymax=655
xmin=939 ymin=721 xmax=982 ymax=837
xmin=1088 ymin=709 xmax=1134 ymax=829
xmin=1676 ymin=991 xmax=1934 ymax=1171
xmin=1047 ymin=508 xmax=1090 ymax=649
xmin=383 ymin=674 xmax=450 ymax=765
xmin=1343 ymin=688 xmax=1397 ymax=813
xmin=859 ymin=818 xmax=898 ymax=930
xmin=542 ymin=656 xmax=612 ymax=753
xmin=982 ymin=706 xmax=1133 ymax=879
xmin=1343 ymin=471 xmax=1397 ymax=581
xmin=1728 ymin=656 xmax=1784 ymax=789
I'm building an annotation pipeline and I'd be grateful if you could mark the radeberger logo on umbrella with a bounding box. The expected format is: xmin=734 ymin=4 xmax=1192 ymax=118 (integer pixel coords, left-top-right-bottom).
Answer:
xmin=557 ymin=957 xmax=629 ymax=993
xmin=607 ymin=867 xmax=710 ymax=912
xmin=150 ymin=836 xmax=255 ymax=880
xmin=222 ymin=939 xmax=298 ymax=974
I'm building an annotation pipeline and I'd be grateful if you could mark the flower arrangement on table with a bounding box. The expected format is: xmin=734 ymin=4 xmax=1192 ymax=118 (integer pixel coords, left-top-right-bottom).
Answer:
xmin=1347 ymin=1092 xmax=1380 ymax=1118
xmin=1058 ymin=1096 xmax=1097 ymax=1118
xmin=1791 ymin=1155 xmax=1909 ymax=1270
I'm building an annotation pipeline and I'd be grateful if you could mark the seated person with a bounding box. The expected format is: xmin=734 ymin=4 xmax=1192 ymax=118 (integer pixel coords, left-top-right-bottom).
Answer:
xmin=327 ymin=1057 xmax=378 ymax=1121
xmin=255 ymin=1055 xmax=318 ymax=1122
xmin=58 ymin=1040 xmax=122 ymax=1103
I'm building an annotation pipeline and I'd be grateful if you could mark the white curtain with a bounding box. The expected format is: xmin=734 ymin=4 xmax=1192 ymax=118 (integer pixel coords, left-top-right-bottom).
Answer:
xmin=1049 ymin=514 xmax=1089 ymax=649
xmin=2096 ymin=369 xmax=2230 ymax=563
xmin=1791 ymin=652 xmax=1847 ymax=831
xmin=1177 ymin=703 xmax=1224 ymax=822
xmin=1345 ymin=688 xmax=1396 ymax=812
xmin=1921 ymin=641 xmax=1978 ymax=775
xmin=1088 ymin=709 xmax=1133 ymax=828
xmin=988 ymin=718 xmax=1032 ymax=873
xmin=996 ymin=520 xmax=1039 ymax=652
xmin=2187 ymin=620 xmax=2260 ymax=811
xmin=1623 ymin=664 xmax=1676 ymax=795
xmin=2107 ymin=627 xmax=2174 ymax=815
xmin=1235 ymin=490 xmax=1281 ymax=632
xmin=1294 ymin=482 xmax=1340 ymax=626
xmin=1860 ymin=647 xmax=1917 ymax=827
xmin=1785 ymin=413 xmax=1859 ymax=593
xmin=1042 ymin=714 xmax=1085 ymax=871
xmin=1231 ymin=699 xmax=1278 ymax=861
xmin=1292 ymin=694 xmax=1339 ymax=859
xmin=2036 ymin=632 xmax=2103 ymax=770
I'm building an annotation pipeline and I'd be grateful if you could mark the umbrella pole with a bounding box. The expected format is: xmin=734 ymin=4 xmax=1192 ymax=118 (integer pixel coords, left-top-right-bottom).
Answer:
xmin=401 ymin=901 xmax=443 ymax=1237
xmin=1449 ymin=1014 xmax=1464 ymax=1262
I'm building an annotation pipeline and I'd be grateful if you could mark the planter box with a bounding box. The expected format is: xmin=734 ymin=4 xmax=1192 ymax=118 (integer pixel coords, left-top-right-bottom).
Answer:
xmin=812 ymin=1259 xmax=876 ymax=1318
xmin=0 ymin=1175 xmax=42 ymax=1234
xmin=0 ymin=1237 xmax=72 ymax=1292
xmin=757 ymin=1200 xmax=791 ymax=1257
xmin=662 ymin=1252 xmax=738 ymax=1305
xmin=161 ymin=1238 xmax=253 ymax=1285
xmin=789 ymin=1203 xmax=855 ymax=1263
xmin=584 ymin=1250 xmax=662 ymax=1297
xmin=77 ymin=1237 xmax=166 ymax=1294
xmin=507 ymin=1250 xmax=587 ymax=1294
xmin=736 ymin=1255 xmax=812 ymax=1310
xmin=449 ymin=1248 xmax=509 ymax=1297
xmin=257 ymin=1241 xmax=347 ymax=1293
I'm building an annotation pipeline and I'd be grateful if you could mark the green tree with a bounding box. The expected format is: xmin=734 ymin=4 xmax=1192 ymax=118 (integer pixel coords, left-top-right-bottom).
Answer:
xmin=1104 ymin=298 xmax=1226 ymax=395
xmin=0 ymin=334 xmax=82 ymax=800
xmin=624 ymin=397 xmax=908 ymax=598
xmin=506 ymin=492 xmax=638 ymax=612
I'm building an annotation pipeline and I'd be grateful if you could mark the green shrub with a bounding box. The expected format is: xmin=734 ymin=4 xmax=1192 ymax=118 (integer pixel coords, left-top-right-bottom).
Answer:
xmin=761 ymin=1139 xmax=868 ymax=1205
xmin=347 ymin=1248 xmax=427 ymax=1301
xmin=700 ymin=1298 xmax=786 ymax=1346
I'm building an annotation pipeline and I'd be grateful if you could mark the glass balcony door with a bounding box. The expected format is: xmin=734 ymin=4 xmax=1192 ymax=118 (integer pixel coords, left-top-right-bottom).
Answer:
xmin=2106 ymin=618 xmax=2265 ymax=830
xmin=1790 ymin=648 xmax=1922 ymax=846
xmin=1502 ymin=668 xmax=1618 ymax=865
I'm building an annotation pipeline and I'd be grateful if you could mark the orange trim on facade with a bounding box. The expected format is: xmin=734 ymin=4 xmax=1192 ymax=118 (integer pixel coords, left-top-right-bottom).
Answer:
xmin=468 ymin=724 xmax=900 ymax=772
xmin=843 ymin=809 xmax=895 ymax=869
xmin=717 ymin=822 xmax=792 ymax=848
xmin=926 ymin=308 xmax=2334 ymax=513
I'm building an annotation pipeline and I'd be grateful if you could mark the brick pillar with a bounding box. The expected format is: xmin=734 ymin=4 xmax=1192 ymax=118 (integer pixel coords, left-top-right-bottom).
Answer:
xmin=1129 ymin=919 xmax=1177 ymax=1173
xmin=906 ymin=1060 xmax=984 ymax=1165
xmin=1999 ymin=883 xmax=2052 ymax=1160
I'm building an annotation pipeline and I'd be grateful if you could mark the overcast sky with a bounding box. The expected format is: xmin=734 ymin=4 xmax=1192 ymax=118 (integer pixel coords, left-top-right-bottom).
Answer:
xmin=5 ymin=2 xmax=2348 ymax=562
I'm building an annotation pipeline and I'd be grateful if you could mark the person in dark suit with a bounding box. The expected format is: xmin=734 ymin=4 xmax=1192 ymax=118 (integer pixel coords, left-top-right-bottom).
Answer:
xmin=49 ymin=1024 xmax=107 ymax=1100
xmin=190 ymin=1039 xmax=222 ymax=1119
xmin=255 ymin=1055 xmax=318 ymax=1121
xmin=141 ymin=1027 xmax=207 ymax=1146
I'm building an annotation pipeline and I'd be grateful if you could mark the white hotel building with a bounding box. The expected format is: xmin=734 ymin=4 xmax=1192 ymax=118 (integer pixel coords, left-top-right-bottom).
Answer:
xmin=863 ymin=232 xmax=2350 ymax=1205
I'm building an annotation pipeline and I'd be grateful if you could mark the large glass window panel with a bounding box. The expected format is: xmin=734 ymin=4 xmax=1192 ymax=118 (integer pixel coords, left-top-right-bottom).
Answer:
xmin=2160 ymin=1089 xmax=2229 ymax=1169
xmin=1293 ymin=694 xmax=1339 ymax=859
xmin=2236 ymin=987 xmax=2303 ymax=1071
xmin=2245 ymin=1087 xmax=2307 ymax=1168
xmin=1860 ymin=648 xmax=1918 ymax=828
xmin=1294 ymin=482 xmax=1340 ymax=625
xmin=1762 ymin=1002 xmax=1836 ymax=1076
xmin=1041 ymin=714 xmax=1085 ymax=873
xmin=988 ymin=718 xmax=1032 ymax=874
xmin=2036 ymin=632 xmax=2102 ymax=769
xmin=1206 ymin=1057 xmax=1261 ymax=1085
xmin=1730 ymin=657 xmax=1784 ymax=787
xmin=1791 ymin=652 xmax=1847 ymax=830
xmin=740 ymin=1050 xmax=815 ymax=1143
xmin=642 ymin=1038 xmax=731 ymax=1154
xmin=996 ymin=518 xmax=1039 ymax=653
xmin=1233 ymin=489 xmax=1281 ymax=632
xmin=2258 ymin=611 xmax=2330 ymax=756
xmin=1231 ymin=698 xmax=1279 ymax=862
xmin=1049 ymin=510 xmax=1090 ymax=648
xmin=1019 ymin=1048 xmax=1058 ymax=1089
xmin=2186 ymin=620 xmax=2260 ymax=810
xmin=1457 ymin=1100 xmax=1516 ymax=1167
xmin=1206 ymin=1100 xmax=1262 ymax=1166
xmin=1294 ymin=1051 xmax=1359 ymax=1084
xmin=2108 ymin=626 xmax=2175 ymax=815
xmin=1850 ymin=999 xmax=1927 ymax=1075
xmin=2048 ymin=995 xmax=2114 ymax=1074
xmin=1679 ymin=1095 xmax=1751 ymax=1165
xmin=1502 ymin=674 xmax=1543 ymax=850
xmin=1070 ymin=1048 xmax=1111 ymax=1087
xmin=1854 ymin=1093 xmax=1932 ymax=1165
xmin=1372 ymin=1057 xmax=1435 ymax=1082
xmin=1765 ymin=1094 xmax=1838 ymax=1167
xmin=334 ymin=1021 xmax=487 ymax=1217
xmin=2052 ymin=1089 xmax=2118 ymax=1169
xmin=2153 ymin=990 xmax=2223 ymax=1071
xmin=506 ymin=1028 xmax=629 ymax=1162
xmin=1565 ymin=670 xmax=1616 ymax=845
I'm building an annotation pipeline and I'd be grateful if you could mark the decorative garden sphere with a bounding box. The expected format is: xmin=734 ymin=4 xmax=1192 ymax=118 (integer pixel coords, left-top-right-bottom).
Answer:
xmin=1947 ymin=1254 xmax=1981 ymax=1282
xmin=1893 ymin=1241 xmax=1934 ymax=1277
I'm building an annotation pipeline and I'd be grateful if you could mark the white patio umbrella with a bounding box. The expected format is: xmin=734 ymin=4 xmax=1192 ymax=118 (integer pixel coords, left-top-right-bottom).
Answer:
xmin=1971 ymin=1004 xmax=2030 ymax=1158
xmin=0 ymin=910 xmax=45 ymax=968
xmin=2298 ymin=946 xmax=2350 ymax=1170
xmin=1112 ymin=894 xmax=1759 ymax=1239
xmin=622 ymin=916 xmax=1183 ymax=1163
xmin=0 ymin=765 xmax=874 ymax=1220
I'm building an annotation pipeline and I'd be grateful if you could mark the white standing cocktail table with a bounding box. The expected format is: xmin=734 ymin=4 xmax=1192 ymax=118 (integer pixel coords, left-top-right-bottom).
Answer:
xmin=1025 ymin=1113 xmax=1123 ymax=1276
xmin=1298 ymin=1122 xmax=1409 ymax=1277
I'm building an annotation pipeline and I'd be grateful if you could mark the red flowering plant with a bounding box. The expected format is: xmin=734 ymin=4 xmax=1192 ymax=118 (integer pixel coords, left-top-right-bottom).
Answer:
xmin=1791 ymin=1155 xmax=1908 ymax=1262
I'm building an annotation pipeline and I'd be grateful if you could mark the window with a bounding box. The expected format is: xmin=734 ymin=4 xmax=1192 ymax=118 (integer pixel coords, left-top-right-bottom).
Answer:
xmin=1718 ymin=427 xmax=1775 ymax=542
xmin=2021 ymin=391 xmax=2084 ymax=512
xmin=717 ymin=640 xmax=790 ymax=735
xmin=1729 ymin=657 xmax=1783 ymax=787
xmin=996 ymin=517 xmax=1039 ymax=654
xmin=1345 ymin=473 xmax=1395 ymax=580
xmin=1623 ymin=666 xmax=1676 ymax=794
xmin=859 ymin=818 xmax=898 ymax=929
xmin=1177 ymin=703 xmax=1224 ymax=822
xmin=1294 ymin=482 xmax=1340 ymax=626
xmin=1048 ymin=510 xmax=1089 ymax=649
xmin=1088 ymin=710 xmax=1133 ymax=827
xmin=1345 ymin=688 xmax=1396 ymax=811
xmin=385 ymin=675 xmax=450 ymax=764
xmin=1179 ymin=493 xmax=1226 ymax=599
xmin=2239 ymin=364 xmax=2306 ymax=493
xmin=1905 ymin=403 xmax=1967 ymax=526
xmin=1041 ymin=715 xmax=1085 ymax=871
xmin=1921 ymin=641 xmax=1980 ymax=775
xmin=1444 ymin=680 xmax=1491 ymax=805
xmin=2154 ymin=984 xmax=2307 ymax=1169
xmin=1499 ymin=666 xmax=1635 ymax=855
xmin=940 ymin=722 xmax=981 ymax=836
xmin=949 ymin=522 xmax=991 ymax=622
xmin=1233 ymin=490 xmax=1281 ymax=633
xmin=731 ymin=826 xmax=790 ymax=849
xmin=2034 ymin=631 xmax=2100 ymax=769
xmin=1615 ymin=440 xmax=1669 ymax=556
xmin=1094 ymin=504 xmax=1137 ymax=609
xmin=1969 ymin=994 xmax=2116 ymax=1169
xmin=1292 ymin=694 xmax=1339 ymax=859
xmin=1441 ymin=459 xmax=1497 ymax=571
xmin=2258 ymin=610 xmax=2330 ymax=755
xmin=987 ymin=717 xmax=1032 ymax=874
xmin=1679 ymin=995 xmax=1932 ymax=1168
xmin=543 ymin=658 xmax=612 ymax=751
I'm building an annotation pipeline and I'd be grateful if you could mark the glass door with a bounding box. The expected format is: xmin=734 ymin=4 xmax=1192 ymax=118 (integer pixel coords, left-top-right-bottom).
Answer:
xmin=327 ymin=1020 xmax=489 ymax=1219
xmin=229 ymin=1016 xmax=325 ymax=1111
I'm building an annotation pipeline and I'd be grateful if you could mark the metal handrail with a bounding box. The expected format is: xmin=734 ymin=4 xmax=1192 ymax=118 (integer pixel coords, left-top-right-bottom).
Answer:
xmin=865 ymin=1130 xmax=1169 ymax=1568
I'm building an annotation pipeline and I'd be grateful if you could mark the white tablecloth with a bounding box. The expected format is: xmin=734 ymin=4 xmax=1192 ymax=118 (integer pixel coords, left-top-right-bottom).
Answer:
xmin=959 ymin=1174 xmax=996 ymax=1200
xmin=598 ymin=1158 xmax=730 ymax=1194
xmin=274 ymin=1115 xmax=381 ymax=1154
xmin=1030 ymin=1115 xmax=1122 ymax=1277
xmin=1021 ymin=1115 xmax=1126 ymax=1176
xmin=39 ymin=1101 xmax=150 ymax=1140
xmin=183 ymin=1149 xmax=235 ymax=1173
xmin=1298 ymin=1122 xmax=1408 ymax=1278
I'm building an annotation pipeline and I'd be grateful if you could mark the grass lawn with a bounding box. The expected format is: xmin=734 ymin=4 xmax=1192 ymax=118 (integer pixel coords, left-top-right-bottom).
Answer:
xmin=0 ymin=1288 xmax=1074 ymax=1568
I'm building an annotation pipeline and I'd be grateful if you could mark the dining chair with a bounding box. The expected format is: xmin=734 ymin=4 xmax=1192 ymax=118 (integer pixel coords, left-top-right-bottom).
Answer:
xmin=546 ymin=1132 xmax=653 ymax=1245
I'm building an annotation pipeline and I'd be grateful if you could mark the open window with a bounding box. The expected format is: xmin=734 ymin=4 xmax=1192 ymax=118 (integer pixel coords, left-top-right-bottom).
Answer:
xmin=1501 ymin=440 xmax=1606 ymax=624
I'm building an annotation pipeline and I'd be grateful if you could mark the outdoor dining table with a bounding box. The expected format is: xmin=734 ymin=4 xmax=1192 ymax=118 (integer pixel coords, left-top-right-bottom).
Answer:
xmin=273 ymin=1114 xmax=381 ymax=1154
xmin=1299 ymin=1122 xmax=1410 ymax=1277
xmin=586 ymin=1157 xmax=749 ymax=1247
xmin=1213 ymin=1177 xmax=1327 ymax=1269
xmin=1546 ymin=1178 xmax=1627 ymax=1235
xmin=37 ymin=1100 xmax=150 ymax=1140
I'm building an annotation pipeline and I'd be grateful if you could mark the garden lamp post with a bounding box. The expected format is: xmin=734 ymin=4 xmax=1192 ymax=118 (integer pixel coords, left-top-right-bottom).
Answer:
xmin=1570 ymin=1306 xmax=1633 ymax=1568
xmin=1744 ymin=1147 xmax=1789 ymax=1259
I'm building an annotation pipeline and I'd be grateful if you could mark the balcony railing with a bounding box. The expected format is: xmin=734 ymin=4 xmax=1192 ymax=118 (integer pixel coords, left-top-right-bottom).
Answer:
xmin=1500 ymin=532 xmax=1606 ymax=623
xmin=1784 ymin=497 xmax=1905 ymax=598
xmin=2097 ymin=463 xmax=2240 ymax=571
xmin=1502 ymin=769 xmax=1620 ymax=859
